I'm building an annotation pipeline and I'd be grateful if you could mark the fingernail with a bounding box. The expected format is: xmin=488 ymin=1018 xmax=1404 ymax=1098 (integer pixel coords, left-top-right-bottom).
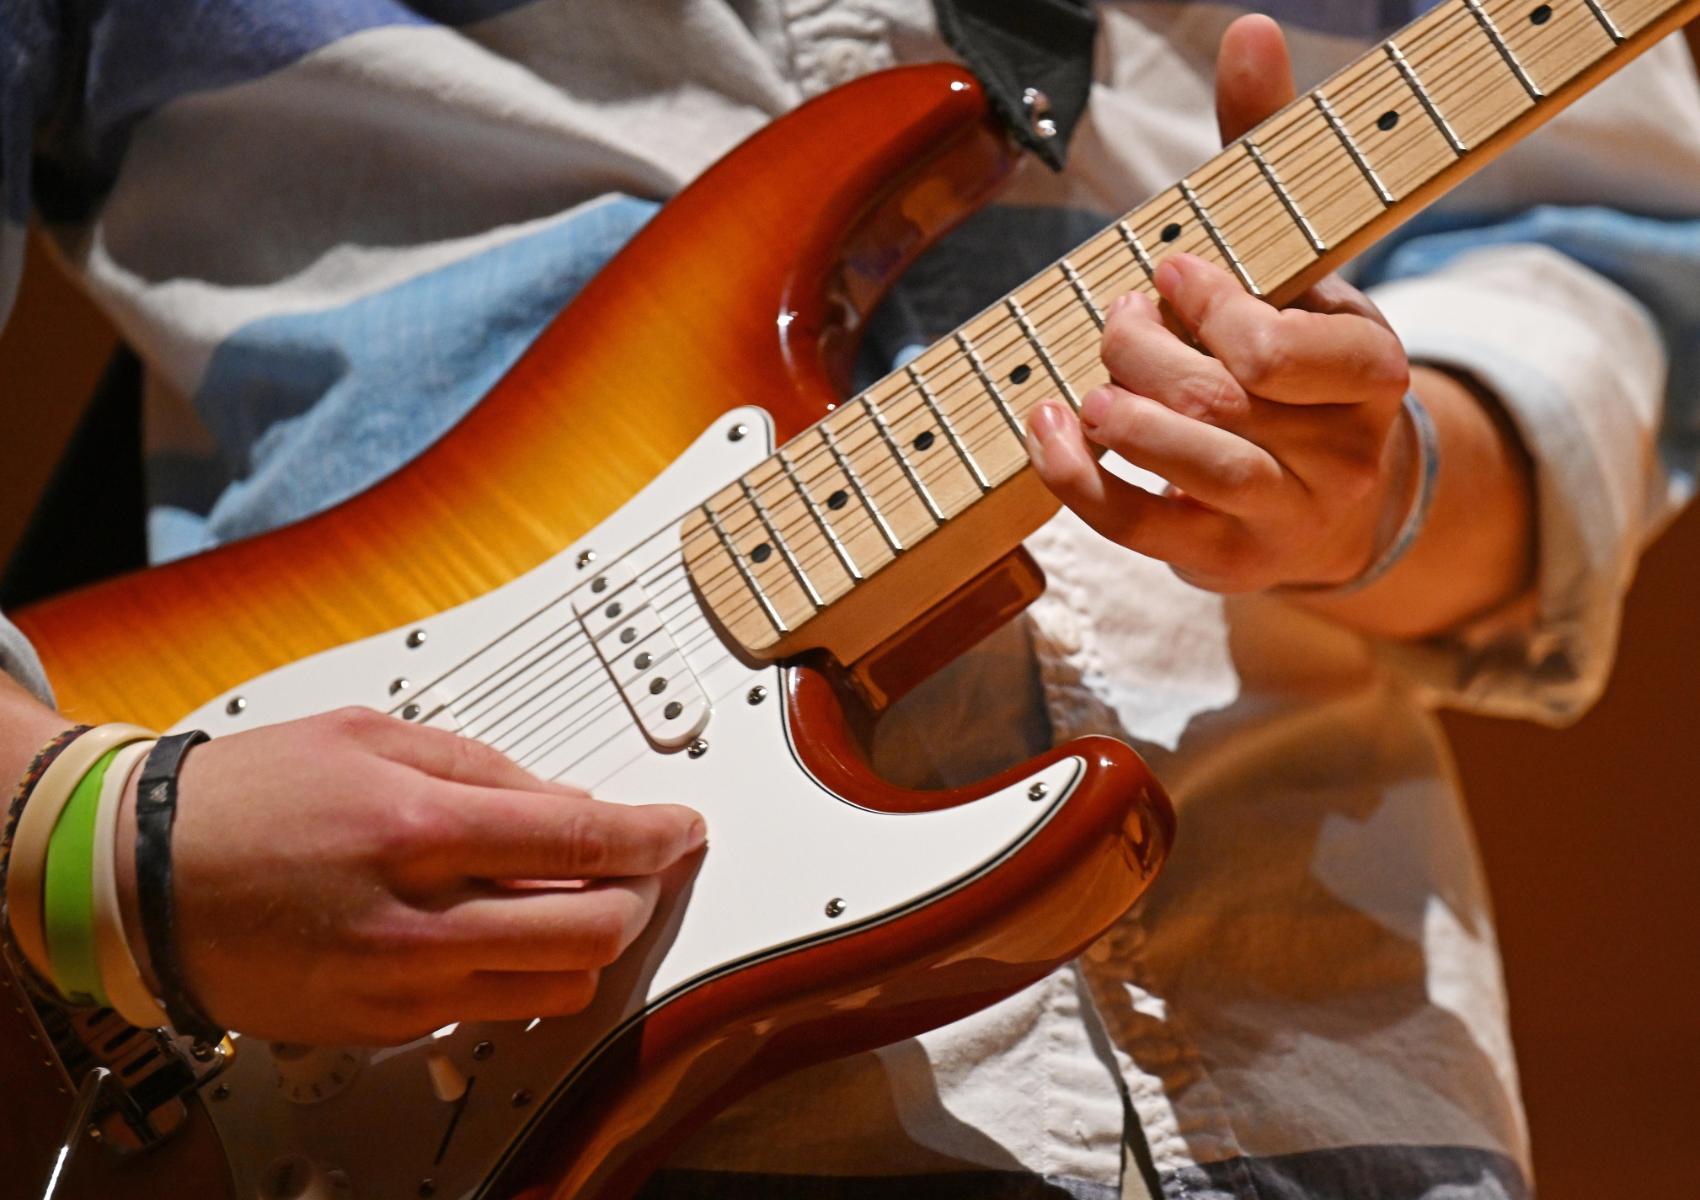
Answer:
xmin=1027 ymin=402 xmax=1063 ymax=469
xmin=1107 ymin=293 xmax=1134 ymax=318
xmin=1155 ymin=257 xmax=1185 ymax=297
xmin=684 ymin=816 xmax=707 ymax=850
xmin=1080 ymin=387 xmax=1113 ymax=430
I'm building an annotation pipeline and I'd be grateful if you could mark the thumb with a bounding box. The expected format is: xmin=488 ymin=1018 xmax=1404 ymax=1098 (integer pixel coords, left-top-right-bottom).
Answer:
xmin=1216 ymin=15 xmax=1297 ymax=144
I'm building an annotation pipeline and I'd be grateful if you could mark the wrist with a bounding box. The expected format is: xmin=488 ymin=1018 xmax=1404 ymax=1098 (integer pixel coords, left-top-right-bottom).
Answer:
xmin=0 ymin=677 xmax=76 ymax=797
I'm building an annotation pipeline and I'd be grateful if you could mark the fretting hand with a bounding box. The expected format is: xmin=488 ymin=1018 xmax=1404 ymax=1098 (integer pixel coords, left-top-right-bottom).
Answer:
xmin=1027 ymin=14 xmax=1533 ymax=636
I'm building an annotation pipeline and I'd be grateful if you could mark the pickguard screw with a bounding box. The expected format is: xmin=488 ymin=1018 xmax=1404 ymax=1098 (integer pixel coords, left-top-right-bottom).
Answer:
xmin=472 ymin=1040 xmax=494 ymax=1061
xmin=406 ymin=629 xmax=427 ymax=649
xmin=687 ymin=738 xmax=709 ymax=759
xmin=511 ymin=1088 xmax=533 ymax=1109
xmin=402 ymin=703 xmax=422 ymax=720
xmin=1028 ymin=782 xmax=1048 ymax=802
xmin=390 ymin=678 xmax=410 ymax=695
xmin=576 ymin=550 xmax=596 ymax=569
xmin=824 ymin=898 xmax=846 ymax=918
xmin=211 ymin=1084 xmax=230 ymax=1102
xmin=747 ymin=685 xmax=767 ymax=705
xmin=225 ymin=696 xmax=247 ymax=716
xmin=728 ymin=422 xmax=749 ymax=442
xmin=191 ymin=1040 xmax=218 ymax=1061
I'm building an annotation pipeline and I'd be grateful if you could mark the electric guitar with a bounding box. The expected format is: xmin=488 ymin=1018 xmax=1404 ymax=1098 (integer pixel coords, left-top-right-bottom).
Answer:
xmin=8 ymin=1 xmax=1697 ymax=1196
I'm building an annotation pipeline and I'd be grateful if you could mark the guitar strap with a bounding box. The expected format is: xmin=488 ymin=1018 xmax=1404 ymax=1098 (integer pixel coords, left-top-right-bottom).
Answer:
xmin=932 ymin=0 xmax=1098 ymax=170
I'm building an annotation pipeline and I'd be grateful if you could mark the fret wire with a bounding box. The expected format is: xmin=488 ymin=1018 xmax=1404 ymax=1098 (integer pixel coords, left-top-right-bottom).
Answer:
xmin=820 ymin=423 xmax=905 ymax=554
xmin=1114 ymin=220 xmax=1159 ymax=284
xmin=710 ymin=14 xmax=1615 ymax=580
xmin=641 ymin=22 xmax=1633 ymax=641
xmin=1059 ymin=260 xmax=1106 ymax=329
xmin=1463 ymin=0 xmax=1544 ymax=99
xmin=864 ymin=395 xmax=946 ymax=522
xmin=1385 ymin=40 xmax=1467 ymax=154
xmin=702 ymin=501 xmax=789 ymax=634
xmin=955 ymin=331 xmax=1027 ymax=442
xmin=1581 ymin=0 xmax=1624 ymax=42
xmin=738 ymin=477 xmax=823 ymax=610
xmin=1313 ymin=92 xmax=1395 ymax=205
xmin=908 ymin=365 xmax=991 ymax=492
xmin=1179 ymin=179 xmax=1260 ymax=295
xmin=776 ymin=449 xmax=863 ymax=582
xmin=1243 ymin=138 xmax=1328 ymax=253
xmin=1005 ymin=297 xmax=1082 ymax=411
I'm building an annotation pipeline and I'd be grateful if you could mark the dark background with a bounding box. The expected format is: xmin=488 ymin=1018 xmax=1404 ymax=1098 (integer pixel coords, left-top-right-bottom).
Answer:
xmin=3 ymin=234 xmax=1696 ymax=1196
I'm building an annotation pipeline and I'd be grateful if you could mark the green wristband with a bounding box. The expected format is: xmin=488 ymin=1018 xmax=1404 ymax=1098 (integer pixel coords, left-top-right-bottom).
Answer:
xmin=43 ymin=748 xmax=120 ymax=1007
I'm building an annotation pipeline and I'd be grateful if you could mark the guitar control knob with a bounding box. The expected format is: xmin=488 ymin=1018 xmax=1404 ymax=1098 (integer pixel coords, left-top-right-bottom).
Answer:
xmin=256 ymin=1153 xmax=353 ymax=1200
xmin=269 ymin=1043 xmax=364 ymax=1105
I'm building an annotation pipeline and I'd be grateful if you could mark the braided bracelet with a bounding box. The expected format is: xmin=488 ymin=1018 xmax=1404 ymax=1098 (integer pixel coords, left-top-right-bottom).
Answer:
xmin=0 ymin=726 xmax=91 ymax=996
xmin=134 ymin=731 xmax=223 ymax=1043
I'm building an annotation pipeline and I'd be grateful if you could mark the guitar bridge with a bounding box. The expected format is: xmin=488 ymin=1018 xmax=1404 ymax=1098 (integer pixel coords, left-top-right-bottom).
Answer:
xmin=11 ymin=966 xmax=232 ymax=1158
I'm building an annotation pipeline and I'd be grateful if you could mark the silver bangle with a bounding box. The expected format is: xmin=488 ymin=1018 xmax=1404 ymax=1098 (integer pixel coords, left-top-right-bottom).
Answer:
xmin=1326 ymin=391 xmax=1440 ymax=595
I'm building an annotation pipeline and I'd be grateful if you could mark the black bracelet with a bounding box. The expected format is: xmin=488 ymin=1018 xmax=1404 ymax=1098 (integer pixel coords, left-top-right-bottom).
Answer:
xmin=134 ymin=731 xmax=222 ymax=1044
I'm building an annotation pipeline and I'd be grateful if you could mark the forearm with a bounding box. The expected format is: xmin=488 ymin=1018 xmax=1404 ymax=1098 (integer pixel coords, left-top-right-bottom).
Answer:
xmin=1292 ymin=365 xmax=1536 ymax=642
xmin=1 ymin=671 xmax=73 ymax=790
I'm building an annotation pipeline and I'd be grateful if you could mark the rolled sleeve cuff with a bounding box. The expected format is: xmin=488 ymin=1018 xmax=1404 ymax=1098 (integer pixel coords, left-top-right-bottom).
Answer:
xmin=1368 ymin=244 xmax=1669 ymax=724
xmin=0 ymin=611 xmax=53 ymax=707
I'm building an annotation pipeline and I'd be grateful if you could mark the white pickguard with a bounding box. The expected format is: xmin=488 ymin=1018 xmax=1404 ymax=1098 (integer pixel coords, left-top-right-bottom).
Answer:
xmin=185 ymin=408 xmax=1080 ymax=1200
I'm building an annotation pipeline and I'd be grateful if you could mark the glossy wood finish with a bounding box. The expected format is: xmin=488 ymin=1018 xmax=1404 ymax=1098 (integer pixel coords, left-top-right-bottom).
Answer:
xmin=495 ymin=682 xmax=1169 ymax=1200
xmin=13 ymin=66 xmax=1018 ymax=731
xmin=6 ymin=65 xmax=1177 ymax=1200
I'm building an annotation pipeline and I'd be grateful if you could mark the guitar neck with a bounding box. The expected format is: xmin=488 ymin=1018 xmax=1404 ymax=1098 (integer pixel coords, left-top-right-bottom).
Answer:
xmin=686 ymin=0 xmax=1700 ymax=657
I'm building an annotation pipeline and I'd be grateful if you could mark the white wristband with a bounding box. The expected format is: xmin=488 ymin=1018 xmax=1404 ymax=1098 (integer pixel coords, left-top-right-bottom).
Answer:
xmin=91 ymin=740 xmax=170 ymax=1029
xmin=1319 ymin=391 xmax=1441 ymax=596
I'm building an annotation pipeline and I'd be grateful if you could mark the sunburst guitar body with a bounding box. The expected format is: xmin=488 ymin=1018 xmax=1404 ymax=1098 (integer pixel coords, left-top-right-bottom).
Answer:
xmin=7 ymin=66 xmax=1173 ymax=1200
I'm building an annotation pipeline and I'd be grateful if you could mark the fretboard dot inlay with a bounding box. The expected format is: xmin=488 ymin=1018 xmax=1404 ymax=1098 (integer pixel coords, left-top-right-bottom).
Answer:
xmin=1010 ymin=364 xmax=1033 ymax=384
xmin=1378 ymin=109 xmax=1401 ymax=131
xmin=750 ymin=542 xmax=773 ymax=564
xmin=1160 ymin=222 xmax=1183 ymax=243
xmin=913 ymin=430 xmax=936 ymax=452
xmin=827 ymin=489 xmax=849 ymax=510
xmin=1530 ymin=3 xmax=1553 ymax=24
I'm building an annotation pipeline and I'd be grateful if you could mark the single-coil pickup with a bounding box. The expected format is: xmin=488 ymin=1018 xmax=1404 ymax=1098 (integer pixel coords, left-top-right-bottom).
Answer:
xmin=571 ymin=562 xmax=711 ymax=750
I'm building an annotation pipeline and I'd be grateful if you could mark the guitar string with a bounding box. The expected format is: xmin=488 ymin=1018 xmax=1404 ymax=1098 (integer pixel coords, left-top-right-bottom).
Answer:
xmin=679 ymin=12 xmax=1531 ymax=592
xmin=672 ymin=8 xmax=1574 ymax=601
xmin=398 ymin=12 xmax=1592 ymax=747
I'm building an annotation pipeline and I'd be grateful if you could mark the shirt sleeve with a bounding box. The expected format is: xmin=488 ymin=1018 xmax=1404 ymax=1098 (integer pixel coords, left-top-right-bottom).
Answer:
xmin=1361 ymin=207 xmax=1700 ymax=724
xmin=1 ymin=1 xmax=62 ymax=704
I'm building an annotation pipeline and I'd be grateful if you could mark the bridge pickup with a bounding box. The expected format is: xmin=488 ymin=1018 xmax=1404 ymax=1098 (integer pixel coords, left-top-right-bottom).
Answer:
xmin=572 ymin=561 xmax=711 ymax=750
